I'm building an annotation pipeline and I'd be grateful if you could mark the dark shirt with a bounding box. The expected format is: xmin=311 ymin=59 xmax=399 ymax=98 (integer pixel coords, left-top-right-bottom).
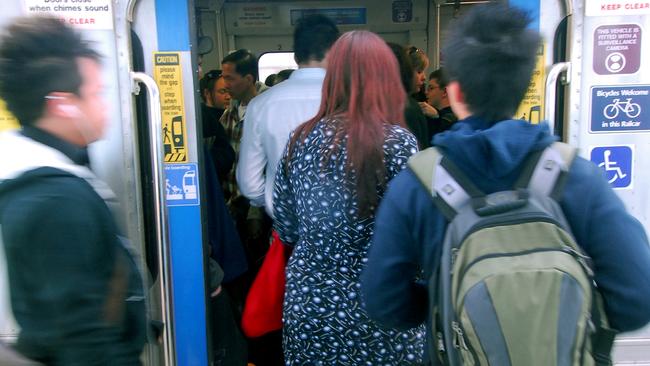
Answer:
xmin=426 ymin=106 xmax=457 ymax=144
xmin=202 ymin=104 xmax=235 ymax=183
xmin=404 ymin=97 xmax=430 ymax=149
xmin=21 ymin=125 xmax=90 ymax=166
xmin=0 ymin=128 xmax=145 ymax=365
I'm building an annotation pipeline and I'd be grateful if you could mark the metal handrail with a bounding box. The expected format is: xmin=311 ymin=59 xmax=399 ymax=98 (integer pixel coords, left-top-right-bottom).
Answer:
xmin=130 ymin=72 xmax=176 ymax=366
xmin=544 ymin=62 xmax=571 ymax=136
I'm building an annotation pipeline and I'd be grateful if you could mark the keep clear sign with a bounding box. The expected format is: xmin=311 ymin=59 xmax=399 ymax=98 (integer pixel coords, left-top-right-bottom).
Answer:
xmin=594 ymin=24 xmax=641 ymax=75
xmin=164 ymin=163 xmax=199 ymax=206
xmin=22 ymin=0 xmax=113 ymax=30
xmin=153 ymin=52 xmax=188 ymax=163
xmin=590 ymin=85 xmax=650 ymax=132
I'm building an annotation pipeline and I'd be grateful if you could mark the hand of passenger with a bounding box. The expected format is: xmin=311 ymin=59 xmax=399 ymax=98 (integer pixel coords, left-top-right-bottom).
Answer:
xmin=419 ymin=102 xmax=439 ymax=118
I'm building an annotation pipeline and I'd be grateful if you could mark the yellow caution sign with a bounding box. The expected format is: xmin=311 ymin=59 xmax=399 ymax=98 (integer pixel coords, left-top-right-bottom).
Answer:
xmin=516 ymin=43 xmax=546 ymax=124
xmin=153 ymin=52 xmax=188 ymax=163
xmin=0 ymin=99 xmax=18 ymax=132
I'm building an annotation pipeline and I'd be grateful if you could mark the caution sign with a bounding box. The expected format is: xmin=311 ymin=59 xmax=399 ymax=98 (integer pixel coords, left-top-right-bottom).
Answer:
xmin=153 ymin=53 xmax=188 ymax=163
xmin=23 ymin=0 xmax=113 ymax=30
xmin=516 ymin=43 xmax=545 ymax=124
xmin=0 ymin=99 xmax=18 ymax=132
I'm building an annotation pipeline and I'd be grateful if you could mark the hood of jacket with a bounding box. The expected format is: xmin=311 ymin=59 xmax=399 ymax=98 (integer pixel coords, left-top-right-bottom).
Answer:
xmin=432 ymin=116 xmax=557 ymax=191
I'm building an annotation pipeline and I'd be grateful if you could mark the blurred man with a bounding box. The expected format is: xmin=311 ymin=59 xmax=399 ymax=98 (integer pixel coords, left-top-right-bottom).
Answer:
xmin=237 ymin=14 xmax=339 ymax=218
xmin=0 ymin=17 xmax=145 ymax=364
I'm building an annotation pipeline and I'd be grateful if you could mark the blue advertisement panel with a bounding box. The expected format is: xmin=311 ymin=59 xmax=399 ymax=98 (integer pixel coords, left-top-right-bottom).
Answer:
xmin=164 ymin=163 xmax=199 ymax=207
xmin=590 ymin=145 xmax=633 ymax=189
xmin=590 ymin=85 xmax=650 ymax=132
xmin=290 ymin=8 xmax=366 ymax=25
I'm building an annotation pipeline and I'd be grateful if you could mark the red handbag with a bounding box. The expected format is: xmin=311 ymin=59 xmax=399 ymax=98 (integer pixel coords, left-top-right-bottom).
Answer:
xmin=241 ymin=231 xmax=292 ymax=338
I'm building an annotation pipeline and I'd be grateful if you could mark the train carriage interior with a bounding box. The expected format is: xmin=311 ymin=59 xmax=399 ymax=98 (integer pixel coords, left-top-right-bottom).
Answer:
xmin=0 ymin=0 xmax=649 ymax=365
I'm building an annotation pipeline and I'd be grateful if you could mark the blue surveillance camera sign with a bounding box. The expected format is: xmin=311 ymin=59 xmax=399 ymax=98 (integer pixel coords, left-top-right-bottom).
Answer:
xmin=590 ymin=146 xmax=633 ymax=189
xmin=164 ymin=163 xmax=200 ymax=206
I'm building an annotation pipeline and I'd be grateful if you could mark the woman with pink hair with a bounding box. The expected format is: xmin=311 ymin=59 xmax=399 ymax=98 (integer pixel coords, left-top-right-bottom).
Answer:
xmin=273 ymin=30 xmax=425 ymax=365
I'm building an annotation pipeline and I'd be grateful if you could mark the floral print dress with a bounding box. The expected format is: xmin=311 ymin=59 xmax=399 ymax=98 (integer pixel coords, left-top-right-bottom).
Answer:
xmin=273 ymin=118 xmax=425 ymax=365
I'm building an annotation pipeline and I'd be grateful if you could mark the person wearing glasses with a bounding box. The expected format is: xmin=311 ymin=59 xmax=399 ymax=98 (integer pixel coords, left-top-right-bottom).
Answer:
xmin=420 ymin=68 xmax=457 ymax=141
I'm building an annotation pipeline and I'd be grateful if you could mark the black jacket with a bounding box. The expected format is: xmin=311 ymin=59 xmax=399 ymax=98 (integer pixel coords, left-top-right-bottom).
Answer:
xmin=0 ymin=130 xmax=145 ymax=365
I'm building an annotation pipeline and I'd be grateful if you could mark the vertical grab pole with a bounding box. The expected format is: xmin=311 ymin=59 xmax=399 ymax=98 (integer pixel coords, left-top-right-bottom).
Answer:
xmin=544 ymin=62 xmax=571 ymax=136
xmin=130 ymin=72 xmax=176 ymax=366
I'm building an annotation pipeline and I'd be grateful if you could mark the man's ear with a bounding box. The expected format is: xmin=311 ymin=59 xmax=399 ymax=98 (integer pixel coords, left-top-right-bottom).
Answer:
xmin=245 ymin=74 xmax=255 ymax=85
xmin=446 ymin=81 xmax=471 ymax=119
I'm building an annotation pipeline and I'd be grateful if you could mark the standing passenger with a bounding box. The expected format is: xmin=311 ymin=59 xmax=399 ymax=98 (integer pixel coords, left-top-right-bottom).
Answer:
xmin=238 ymin=14 xmax=339 ymax=218
xmin=420 ymin=68 xmax=457 ymax=141
xmin=0 ymin=17 xmax=145 ymax=364
xmin=363 ymin=2 xmax=650 ymax=361
xmin=387 ymin=42 xmax=430 ymax=148
xmin=273 ymin=30 xmax=425 ymax=365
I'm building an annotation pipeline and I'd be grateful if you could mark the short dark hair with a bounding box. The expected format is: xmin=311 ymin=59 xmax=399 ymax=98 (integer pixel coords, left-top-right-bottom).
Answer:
xmin=442 ymin=3 xmax=540 ymax=122
xmin=386 ymin=42 xmax=415 ymax=95
xmin=0 ymin=17 xmax=100 ymax=126
xmin=200 ymin=69 xmax=222 ymax=96
xmin=429 ymin=68 xmax=449 ymax=89
xmin=221 ymin=49 xmax=258 ymax=81
xmin=293 ymin=14 xmax=340 ymax=64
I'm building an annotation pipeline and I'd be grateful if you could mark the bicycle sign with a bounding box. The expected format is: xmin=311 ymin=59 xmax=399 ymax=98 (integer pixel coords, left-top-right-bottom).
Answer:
xmin=603 ymin=98 xmax=641 ymax=119
xmin=590 ymin=86 xmax=650 ymax=132
xmin=590 ymin=146 xmax=633 ymax=189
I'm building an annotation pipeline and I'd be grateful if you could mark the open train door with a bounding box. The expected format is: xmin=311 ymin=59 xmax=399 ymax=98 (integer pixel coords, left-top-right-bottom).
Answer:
xmin=0 ymin=1 xmax=213 ymax=365
xmin=540 ymin=0 xmax=650 ymax=362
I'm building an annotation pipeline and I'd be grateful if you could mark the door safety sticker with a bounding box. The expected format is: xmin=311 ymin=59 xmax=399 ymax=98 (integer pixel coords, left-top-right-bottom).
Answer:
xmin=590 ymin=146 xmax=633 ymax=189
xmin=154 ymin=52 xmax=189 ymax=163
xmin=164 ymin=163 xmax=199 ymax=206
xmin=590 ymin=86 xmax=649 ymax=132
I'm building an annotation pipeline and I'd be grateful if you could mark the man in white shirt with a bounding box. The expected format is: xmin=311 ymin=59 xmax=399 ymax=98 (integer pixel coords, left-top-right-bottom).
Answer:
xmin=237 ymin=15 xmax=340 ymax=217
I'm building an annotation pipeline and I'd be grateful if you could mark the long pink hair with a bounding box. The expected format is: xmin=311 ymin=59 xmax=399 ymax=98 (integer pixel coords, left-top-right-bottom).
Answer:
xmin=289 ymin=30 xmax=407 ymax=217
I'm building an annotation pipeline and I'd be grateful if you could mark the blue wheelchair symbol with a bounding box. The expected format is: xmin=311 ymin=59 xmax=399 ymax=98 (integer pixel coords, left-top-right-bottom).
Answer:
xmin=590 ymin=146 xmax=632 ymax=188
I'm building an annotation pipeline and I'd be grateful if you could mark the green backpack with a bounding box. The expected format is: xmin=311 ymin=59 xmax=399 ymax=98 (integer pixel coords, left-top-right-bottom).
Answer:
xmin=408 ymin=142 xmax=616 ymax=366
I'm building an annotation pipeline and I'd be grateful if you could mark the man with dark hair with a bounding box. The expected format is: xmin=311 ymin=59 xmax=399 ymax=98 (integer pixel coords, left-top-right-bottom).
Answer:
xmin=0 ymin=17 xmax=145 ymax=364
xmin=237 ymin=14 xmax=339 ymax=218
xmin=420 ymin=68 xmax=457 ymax=140
xmin=235 ymin=14 xmax=338 ymax=365
xmin=363 ymin=2 xmax=650 ymax=359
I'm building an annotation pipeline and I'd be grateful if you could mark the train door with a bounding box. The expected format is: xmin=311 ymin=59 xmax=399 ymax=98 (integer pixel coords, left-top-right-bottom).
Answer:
xmin=0 ymin=1 xmax=214 ymax=365
xmin=542 ymin=0 xmax=650 ymax=362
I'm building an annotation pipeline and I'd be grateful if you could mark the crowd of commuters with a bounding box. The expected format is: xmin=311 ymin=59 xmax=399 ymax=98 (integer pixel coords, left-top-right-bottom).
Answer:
xmin=1 ymin=3 xmax=650 ymax=366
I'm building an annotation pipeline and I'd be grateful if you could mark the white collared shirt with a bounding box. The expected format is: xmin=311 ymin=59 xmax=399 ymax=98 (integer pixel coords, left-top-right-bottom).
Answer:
xmin=237 ymin=68 xmax=326 ymax=218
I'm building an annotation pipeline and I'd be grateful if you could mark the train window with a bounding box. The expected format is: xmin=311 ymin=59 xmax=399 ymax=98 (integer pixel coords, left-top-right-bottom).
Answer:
xmin=258 ymin=52 xmax=298 ymax=84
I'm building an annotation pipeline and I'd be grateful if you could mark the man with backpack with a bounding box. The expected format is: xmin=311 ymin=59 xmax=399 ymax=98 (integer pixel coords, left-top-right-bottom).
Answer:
xmin=361 ymin=3 xmax=650 ymax=365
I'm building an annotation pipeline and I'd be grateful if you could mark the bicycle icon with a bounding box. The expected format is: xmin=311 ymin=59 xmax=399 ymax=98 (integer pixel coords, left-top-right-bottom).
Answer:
xmin=603 ymin=98 xmax=641 ymax=119
xmin=598 ymin=149 xmax=627 ymax=184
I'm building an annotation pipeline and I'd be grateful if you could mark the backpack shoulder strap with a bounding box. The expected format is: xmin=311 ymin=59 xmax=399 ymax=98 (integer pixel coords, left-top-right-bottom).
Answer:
xmin=407 ymin=147 xmax=483 ymax=220
xmin=515 ymin=142 xmax=577 ymax=200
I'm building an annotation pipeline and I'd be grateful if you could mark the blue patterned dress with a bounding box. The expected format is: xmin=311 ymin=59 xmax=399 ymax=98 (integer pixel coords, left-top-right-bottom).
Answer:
xmin=273 ymin=118 xmax=425 ymax=365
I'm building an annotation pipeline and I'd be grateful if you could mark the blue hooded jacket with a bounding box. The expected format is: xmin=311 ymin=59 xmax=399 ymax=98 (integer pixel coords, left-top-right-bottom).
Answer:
xmin=362 ymin=116 xmax=650 ymax=333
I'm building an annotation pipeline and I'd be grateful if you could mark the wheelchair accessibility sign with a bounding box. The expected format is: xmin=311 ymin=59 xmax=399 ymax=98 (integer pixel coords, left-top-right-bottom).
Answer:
xmin=164 ymin=163 xmax=199 ymax=206
xmin=590 ymin=146 xmax=633 ymax=189
xmin=590 ymin=85 xmax=650 ymax=132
